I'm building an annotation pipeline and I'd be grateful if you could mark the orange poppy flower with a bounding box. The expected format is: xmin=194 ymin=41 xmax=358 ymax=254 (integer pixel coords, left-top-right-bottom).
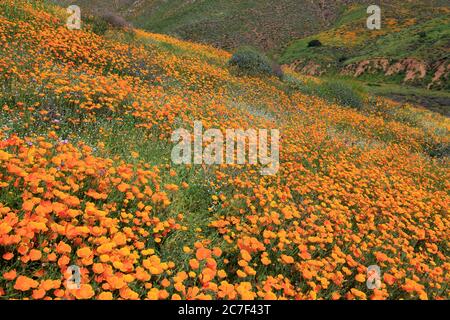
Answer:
xmin=77 ymin=247 xmax=93 ymax=258
xmin=56 ymin=242 xmax=72 ymax=254
xmin=383 ymin=273 xmax=396 ymax=286
xmin=280 ymin=254 xmax=294 ymax=264
xmin=2 ymin=252 xmax=14 ymax=260
xmin=32 ymin=288 xmax=46 ymax=299
xmin=29 ymin=249 xmax=42 ymax=261
xmin=14 ymin=276 xmax=39 ymax=291
xmin=92 ymin=263 xmax=105 ymax=274
xmin=189 ymin=259 xmax=200 ymax=270
xmin=241 ymin=250 xmax=252 ymax=262
xmin=98 ymin=292 xmax=113 ymax=300
xmin=355 ymin=274 xmax=366 ymax=283
xmin=3 ymin=269 xmax=17 ymax=281
xmin=74 ymin=284 xmax=95 ymax=299
xmin=212 ymin=247 xmax=222 ymax=257
xmin=22 ymin=199 xmax=36 ymax=212
xmin=196 ymin=247 xmax=211 ymax=261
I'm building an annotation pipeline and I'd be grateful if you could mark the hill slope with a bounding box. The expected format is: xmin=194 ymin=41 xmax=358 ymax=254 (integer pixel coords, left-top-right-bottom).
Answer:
xmin=0 ymin=0 xmax=449 ymax=300
xmin=280 ymin=1 xmax=450 ymax=90
xmin=57 ymin=0 xmax=449 ymax=93
xmin=56 ymin=0 xmax=355 ymax=51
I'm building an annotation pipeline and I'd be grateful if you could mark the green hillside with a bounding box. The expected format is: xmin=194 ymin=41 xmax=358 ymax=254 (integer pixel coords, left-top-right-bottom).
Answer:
xmin=280 ymin=1 xmax=449 ymax=90
xmin=55 ymin=0 xmax=352 ymax=51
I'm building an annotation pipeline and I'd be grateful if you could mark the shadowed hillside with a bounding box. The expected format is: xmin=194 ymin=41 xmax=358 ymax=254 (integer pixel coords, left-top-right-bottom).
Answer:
xmin=56 ymin=0 xmax=358 ymax=51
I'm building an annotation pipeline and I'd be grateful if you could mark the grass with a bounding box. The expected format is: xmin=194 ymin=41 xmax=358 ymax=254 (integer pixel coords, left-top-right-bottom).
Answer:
xmin=283 ymin=76 xmax=365 ymax=110
xmin=333 ymin=5 xmax=367 ymax=28
xmin=345 ymin=15 xmax=450 ymax=63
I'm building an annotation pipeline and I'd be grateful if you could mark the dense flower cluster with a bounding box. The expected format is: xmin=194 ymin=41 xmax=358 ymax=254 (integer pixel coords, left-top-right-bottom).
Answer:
xmin=0 ymin=1 xmax=448 ymax=300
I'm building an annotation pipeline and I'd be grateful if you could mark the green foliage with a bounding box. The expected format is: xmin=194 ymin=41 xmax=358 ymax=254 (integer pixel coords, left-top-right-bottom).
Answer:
xmin=357 ymin=16 xmax=450 ymax=62
xmin=333 ymin=5 xmax=366 ymax=27
xmin=426 ymin=141 xmax=450 ymax=158
xmin=283 ymin=74 xmax=316 ymax=95
xmin=308 ymin=39 xmax=322 ymax=47
xmin=228 ymin=46 xmax=274 ymax=77
xmin=287 ymin=77 xmax=365 ymax=110
xmin=85 ymin=15 xmax=109 ymax=35
xmin=84 ymin=12 xmax=132 ymax=36
xmin=316 ymin=79 xmax=365 ymax=109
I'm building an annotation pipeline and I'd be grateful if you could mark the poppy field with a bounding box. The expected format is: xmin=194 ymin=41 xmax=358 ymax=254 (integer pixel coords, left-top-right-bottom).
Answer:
xmin=0 ymin=0 xmax=449 ymax=300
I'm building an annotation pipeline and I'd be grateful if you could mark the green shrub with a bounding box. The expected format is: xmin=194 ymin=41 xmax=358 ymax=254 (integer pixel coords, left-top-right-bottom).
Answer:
xmin=101 ymin=12 xmax=132 ymax=30
xmin=308 ymin=39 xmax=322 ymax=47
xmin=85 ymin=15 xmax=109 ymax=35
xmin=85 ymin=12 xmax=132 ymax=36
xmin=228 ymin=46 xmax=274 ymax=76
xmin=316 ymin=79 xmax=365 ymax=109
xmin=426 ymin=141 xmax=449 ymax=158
xmin=284 ymin=77 xmax=365 ymax=109
xmin=283 ymin=74 xmax=315 ymax=95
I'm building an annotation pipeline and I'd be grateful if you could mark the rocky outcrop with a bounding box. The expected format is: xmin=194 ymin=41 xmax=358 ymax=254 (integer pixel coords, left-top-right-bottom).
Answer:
xmin=341 ymin=58 xmax=448 ymax=89
xmin=341 ymin=59 xmax=390 ymax=77
xmin=287 ymin=57 xmax=448 ymax=89
xmin=428 ymin=60 xmax=450 ymax=89
xmin=385 ymin=58 xmax=427 ymax=82
xmin=286 ymin=60 xmax=324 ymax=76
xmin=301 ymin=61 xmax=324 ymax=76
xmin=342 ymin=58 xmax=428 ymax=83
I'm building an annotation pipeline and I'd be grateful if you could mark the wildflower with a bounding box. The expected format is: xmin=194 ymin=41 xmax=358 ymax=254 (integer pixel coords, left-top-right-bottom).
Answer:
xmin=77 ymin=247 xmax=92 ymax=258
xmin=14 ymin=276 xmax=39 ymax=291
xmin=56 ymin=242 xmax=71 ymax=255
xmin=32 ymin=288 xmax=46 ymax=299
xmin=98 ymin=292 xmax=113 ymax=300
xmin=29 ymin=249 xmax=42 ymax=261
xmin=196 ymin=247 xmax=211 ymax=261
xmin=189 ymin=259 xmax=200 ymax=270
xmin=3 ymin=269 xmax=17 ymax=281
xmin=280 ymin=255 xmax=294 ymax=264
xmin=74 ymin=284 xmax=95 ymax=299
xmin=241 ymin=250 xmax=251 ymax=262
xmin=350 ymin=288 xmax=367 ymax=300
xmin=355 ymin=274 xmax=366 ymax=283
xmin=2 ymin=253 xmax=14 ymax=261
